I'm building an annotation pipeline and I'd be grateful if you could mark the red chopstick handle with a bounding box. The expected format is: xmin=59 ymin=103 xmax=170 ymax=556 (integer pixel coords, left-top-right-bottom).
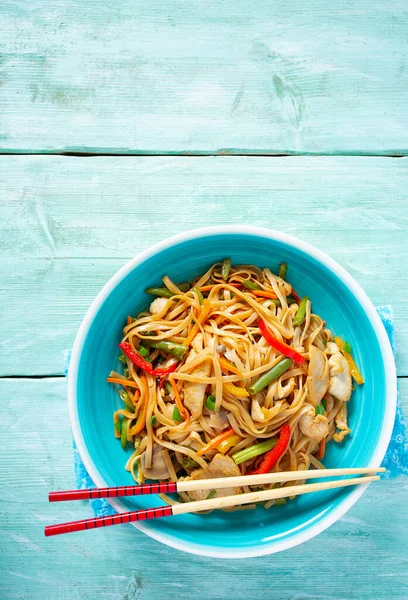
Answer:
xmin=44 ymin=505 xmax=173 ymax=537
xmin=49 ymin=482 xmax=177 ymax=502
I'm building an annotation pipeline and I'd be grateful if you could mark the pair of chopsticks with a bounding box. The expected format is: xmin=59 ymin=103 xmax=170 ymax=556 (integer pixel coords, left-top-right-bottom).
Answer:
xmin=44 ymin=467 xmax=384 ymax=537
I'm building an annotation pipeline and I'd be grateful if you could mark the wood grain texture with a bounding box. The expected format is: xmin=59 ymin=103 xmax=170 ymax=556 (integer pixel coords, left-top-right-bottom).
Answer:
xmin=0 ymin=376 xmax=407 ymax=600
xmin=1 ymin=155 xmax=407 ymax=376
xmin=1 ymin=0 xmax=408 ymax=154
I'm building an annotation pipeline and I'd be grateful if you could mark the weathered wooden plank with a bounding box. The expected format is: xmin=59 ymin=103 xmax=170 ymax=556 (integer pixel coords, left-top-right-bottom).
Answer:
xmin=0 ymin=377 xmax=407 ymax=600
xmin=1 ymin=155 xmax=407 ymax=376
xmin=1 ymin=0 xmax=408 ymax=154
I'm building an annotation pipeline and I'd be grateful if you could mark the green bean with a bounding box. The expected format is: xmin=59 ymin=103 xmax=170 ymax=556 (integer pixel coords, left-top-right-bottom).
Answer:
xmin=150 ymin=415 xmax=157 ymax=426
xmin=270 ymin=296 xmax=297 ymax=307
xmin=248 ymin=358 xmax=293 ymax=395
xmin=137 ymin=345 xmax=149 ymax=358
xmin=114 ymin=420 xmax=122 ymax=433
xmin=120 ymin=418 xmax=128 ymax=449
xmin=143 ymin=339 xmax=188 ymax=360
xmin=145 ymin=287 xmax=174 ymax=298
xmin=315 ymin=404 xmax=325 ymax=416
xmin=191 ymin=287 xmax=204 ymax=305
xmin=242 ymin=279 xmax=262 ymax=290
xmin=118 ymin=354 xmax=127 ymax=365
xmin=177 ymin=282 xmax=191 ymax=292
xmin=293 ymin=296 xmax=309 ymax=327
xmin=278 ymin=262 xmax=288 ymax=279
xmin=164 ymin=381 xmax=173 ymax=395
xmin=119 ymin=390 xmax=134 ymax=410
xmin=222 ymin=258 xmax=232 ymax=281
xmin=232 ymin=438 xmax=277 ymax=465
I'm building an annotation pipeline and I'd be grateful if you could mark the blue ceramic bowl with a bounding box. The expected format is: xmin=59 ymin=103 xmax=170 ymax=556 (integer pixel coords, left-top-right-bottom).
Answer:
xmin=68 ymin=227 xmax=396 ymax=557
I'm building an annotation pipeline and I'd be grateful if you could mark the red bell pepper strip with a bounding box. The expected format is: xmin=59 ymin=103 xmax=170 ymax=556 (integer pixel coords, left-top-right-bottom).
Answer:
xmin=151 ymin=361 xmax=179 ymax=377
xmin=259 ymin=319 xmax=305 ymax=364
xmin=247 ymin=424 xmax=291 ymax=475
xmin=119 ymin=342 xmax=153 ymax=374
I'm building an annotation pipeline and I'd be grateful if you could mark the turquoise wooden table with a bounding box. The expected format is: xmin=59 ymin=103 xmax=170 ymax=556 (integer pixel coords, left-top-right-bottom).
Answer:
xmin=1 ymin=2 xmax=408 ymax=599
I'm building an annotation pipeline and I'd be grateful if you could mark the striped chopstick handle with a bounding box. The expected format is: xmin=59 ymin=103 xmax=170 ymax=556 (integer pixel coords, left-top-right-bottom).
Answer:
xmin=44 ymin=505 xmax=174 ymax=537
xmin=49 ymin=482 xmax=177 ymax=502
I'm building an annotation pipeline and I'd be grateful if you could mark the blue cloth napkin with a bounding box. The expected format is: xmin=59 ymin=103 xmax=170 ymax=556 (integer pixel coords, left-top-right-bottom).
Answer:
xmin=65 ymin=306 xmax=407 ymax=518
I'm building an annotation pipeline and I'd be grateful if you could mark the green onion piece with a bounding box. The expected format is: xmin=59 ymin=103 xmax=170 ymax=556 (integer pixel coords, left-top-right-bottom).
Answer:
xmin=191 ymin=287 xmax=204 ymax=305
xmin=205 ymin=395 xmax=216 ymax=410
xmin=137 ymin=345 xmax=149 ymax=358
xmin=145 ymin=287 xmax=174 ymax=298
xmin=120 ymin=418 xmax=128 ymax=449
xmin=172 ymin=406 xmax=182 ymax=422
xmin=222 ymin=258 xmax=232 ymax=281
xmin=143 ymin=339 xmax=188 ymax=360
xmin=124 ymin=367 xmax=130 ymax=378
xmin=278 ymin=262 xmax=288 ymax=279
xmin=177 ymin=282 xmax=190 ymax=292
xmin=118 ymin=354 xmax=127 ymax=365
xmin=164 ymin=381 xmax=173 ymax=395
xmin=119 ymin=389 xmax=134 ymax=410
xmin=206 ymin=490 xmax=217 ymax=499
xmin=232 ymin=438 xmax=277 ymax=465
xmin=322 ymin=398 xmax=327 ymax=410
xmin=315 ymin=404 xmax=325 ymax=416
xmin=114 ymin=421 xmax=122 ymax=432
xmin=242 ymin=279 xmax=261 ymax=290
xmin=293 ymin=296 xmax=309 ymax=327
xmin=343 ymin=340 xmax=352 ymax=354
xmin=151 ymin=415 xmax=157 ymax=426
xmin=182 ymin=456 xmax=199 ymax=468
xmin=248 ymin=358 xmax=293 ymax=395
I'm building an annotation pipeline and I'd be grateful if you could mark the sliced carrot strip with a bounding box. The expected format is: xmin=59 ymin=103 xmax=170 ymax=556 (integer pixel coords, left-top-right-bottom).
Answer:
xmin=169 ymin=378 xmax=189 ymax=421
xmin=253 ymin=290 xmax=278 ymax=300
xmin=197 ymin=427 xmax=235 ymax=457
xmin=185 ymin=299 xmax=212 ymax=345
xmin=106 ymin=377 xmax=139 ymax=388
xmin=218 ymin=358 xmax=241 ymax=376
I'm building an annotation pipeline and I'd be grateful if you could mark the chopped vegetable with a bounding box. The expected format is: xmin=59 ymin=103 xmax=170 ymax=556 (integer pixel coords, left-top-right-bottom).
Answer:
xmin=293 ymin=296 xmax=309 ymax=327
xmin=319 ymin=437 xmax=326 ymax=459
xmin=253 ymin=290 xmax=278 ymax=300
xmin=119 ymin=389 xmax=135 ymax=410
xmin=118 ymin=354 xmax=127 ymax=365
xmin=242 ymin=279 xmax=261 ymax=290
xmin=150 ymin=415 xmax=157 ymax=426
xmin=219 ymin=357 xmax=241 ymax=375
xmin=232 ymin=438 xmax=277 ymax=465
xmin=151 ymin=361 xmax=179 ymax=377
xmin=106 ymin=377 xmax=139 ymax=388
xmin=137 ymin=345 xmax=150 ymax=358
xmin=206 ymin=490 xmax=217 ymax=499
xmin=169 ymin=378 xmax=189 ymax=421
xmin=120 ymin=418 xmax=128 ymax=449
xmin=248 ymin=358 xmax=293 ymax=395
xmin=185 ymin=299 xmax=212 ymax=346
xmin=143 ymin=339 xmax=188 ymax=360
xmin=343 ymin=340 xmax=352 ymax=354
xmin=334 ymin=337 xmax=364 ymax=384
xmin=114 ymin=420 xmax=121 ymax=432
xmin=176 ymin=282 xmax=191 ymax=292
xmin=315 ymin=404 xmax=325 ymax=416
xmin=119 ymin=342 xmax=153 ymax=374
xmin=258 ymin=319 xmax=305 ymax=364
xmin=224 ymin=382 xmax=249 ymax=397
xmin=222 ymin=258 xmax=232 ymax=281
xmin=145 ymin=287 xmax=174 ymax=298
xmin=291 ymin=288 xmax=301 ymax=304
xmin=217 ymin=433 xmax=241 ymax=454
xmin=129 ymin=380 xmax=148 ymax=435
xmin=247 ymin=424 xmax=291 ymax=474
xmin=127 ymin=315 xmax=133 ymax=326
xmin=279 ymin=263 xmax=288 ymax=279
xmin=172 ymin=406 xmax=182 ymax=422
xmin=191 ymin=287 xmax=204 ymax=305
xmin=205 ymin=395 xmax=216 ymax=410
xmin=164 ymin=381 xmax=173 ymax=395
xmin=196 ymin=427 xmax=235 ymax=457
xmin=182 ymin=456 xmax=199 ymax=468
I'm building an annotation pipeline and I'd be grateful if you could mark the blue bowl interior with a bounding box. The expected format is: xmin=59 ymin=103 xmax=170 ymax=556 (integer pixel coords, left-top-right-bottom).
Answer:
xmin=76 ymin=233 xmax=386 ymax=552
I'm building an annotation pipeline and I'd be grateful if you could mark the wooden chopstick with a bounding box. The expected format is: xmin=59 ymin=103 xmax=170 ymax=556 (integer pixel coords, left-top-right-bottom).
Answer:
xmin=48 ymin=467 xmax=384 ymax=502
xmin=44 ymin=474 xmax=380 ymax=537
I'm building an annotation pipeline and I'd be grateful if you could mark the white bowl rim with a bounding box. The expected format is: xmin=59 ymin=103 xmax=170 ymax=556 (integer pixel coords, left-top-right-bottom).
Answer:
xmin=68 ymin=225 xmax=397 ymax=558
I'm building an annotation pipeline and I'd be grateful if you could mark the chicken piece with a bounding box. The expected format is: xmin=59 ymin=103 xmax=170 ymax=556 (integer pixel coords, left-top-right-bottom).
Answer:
xmin=307 ymin=346 xmax=329 ymax=406
xmin=251 ymin=398 xmax=265 ymax=422
xmin=140 ymin=444 xmax=169 ymax=480
xmin=299 ymin=406 xmax=329 ymax=442
xmin=187 ymin=453 xmax=242 ymax=501
xmin=150 ymin=297 xmax=169 ymax=316
xmin=333 ymin=403 xmax=352 ymax=443
xmin=183 ymin=334 xmax=211 ymax=419
xmin=325 ymin=343 xmax=352 ymax=403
